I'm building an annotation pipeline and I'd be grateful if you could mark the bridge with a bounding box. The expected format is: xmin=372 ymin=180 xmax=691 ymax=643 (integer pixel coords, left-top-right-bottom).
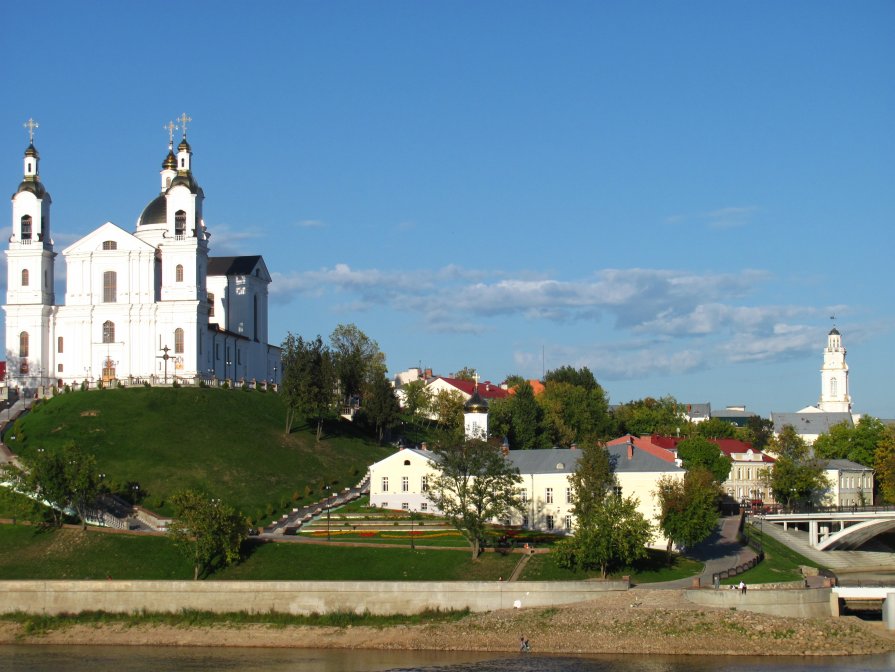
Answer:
xmin=762 ymin=506 xmax=895 ymax=550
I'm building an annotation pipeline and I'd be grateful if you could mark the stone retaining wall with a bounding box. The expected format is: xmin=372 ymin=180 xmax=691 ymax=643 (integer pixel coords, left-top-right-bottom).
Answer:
xmin=0 ymin=579 xmax=627 ymax=616
xmin=685 ymin=587 xmax=832 ymax=618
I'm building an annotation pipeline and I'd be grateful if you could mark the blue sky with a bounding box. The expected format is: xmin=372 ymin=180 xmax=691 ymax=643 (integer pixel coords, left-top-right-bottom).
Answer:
xmin=2 ymin=1 xmax=893 ymax=418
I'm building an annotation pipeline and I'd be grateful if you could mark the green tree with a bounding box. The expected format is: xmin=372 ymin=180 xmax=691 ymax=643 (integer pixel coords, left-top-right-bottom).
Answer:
xmin=767 ymin=426 xmax=830 ymax=508
xmin=612 ymin=396 xmax=684 ymax=436
xmin=873 ymin=427 xmax=895 ymax=503
xmin=61 ymin=443 xmax=102 ymax=530
xmin=503 ymin=381 xmax=544 ymax=450
xmin=451 ymin=367 xmax=477 ymax=381
xmin=814 ymin=416 xmax=888 ymax=468
xmin=555 ymin=493 xmax=653 ymax=578
xmin=567 ymin=444 xmax=617 ymax=519
xmin=655 ymin=468 xmax=720 ymax=559
xmin=430 ymin=388 xmax=465 ymax=431
xmin=168 ymin=490 xmax=246 ymax=580
xmin=280 ymin=333 xmax=338 ymax=441
xmin=736 ymin=416 xmax=775 ymax=450
xmin=677 ymin=436 xmax=732 ymax=483
xmin=427 ymin=438 xmax=522 ymax=559
xmin=400 ymin=379 xmax=431 ymax=422
xmin=330 ymin=323 xmax=386 ymax=410
xmin=360 ymin=373 xmax=402 ymax=443
xmin=693 ymin=417 xmax=737 ymax=439
xmin=18 ymin=442 xmax=101 ymax=529
xmin=544 ymin=365 xmax=599 ymax=391
xmin=539 ymin=381 xmax=612 ymax=446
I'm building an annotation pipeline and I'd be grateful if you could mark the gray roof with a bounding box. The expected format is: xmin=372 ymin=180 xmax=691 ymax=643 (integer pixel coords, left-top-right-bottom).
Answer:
xmin=208 ymin=255 xmax=263 ymax=276
xmin=712 ymin=408 xmax=757 ymax=420
xmin=771 ymin=412 xmax=854 ymax=435
xmin=684 ymin=403 xmax=711 ymax=419
xmin=138 ymin=194 xmax=166 ymax=226
xmin=819 ymin=458 xmax=872 ymax=471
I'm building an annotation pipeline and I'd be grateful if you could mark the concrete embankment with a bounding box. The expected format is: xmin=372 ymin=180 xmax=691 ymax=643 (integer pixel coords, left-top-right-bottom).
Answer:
xmin=0 ymin=579 xmax=627 ymax=616
xmin=685 ymin=586 xmax=833 ymax=618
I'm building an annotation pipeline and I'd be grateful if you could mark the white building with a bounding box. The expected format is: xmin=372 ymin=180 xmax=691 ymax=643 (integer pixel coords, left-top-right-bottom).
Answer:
xmin=820 ymin=459 xmax=874 ymax=507
xmin=368 ymin=443 xmax=683 ymax=548
xmin=4 ymin=123 xmax=280 ymax=390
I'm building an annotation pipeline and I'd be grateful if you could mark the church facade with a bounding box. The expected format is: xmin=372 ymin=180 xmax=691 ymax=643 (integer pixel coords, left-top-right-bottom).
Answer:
xmin=4 ymin=120 xmax=280 ymax=390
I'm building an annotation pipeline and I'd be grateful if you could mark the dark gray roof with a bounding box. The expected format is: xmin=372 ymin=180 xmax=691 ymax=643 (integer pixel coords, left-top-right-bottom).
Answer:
xmin=771 ymin=411 xmax=854 ymax=435
xmin=819 ymin=458 xmax=872 ymax=471
xmin=15 ymin=179 xmax=48 ymax=199
xmin=167 ymin=172 xmax=200 ymax=194
xmin=138 ymin=194 xmax=167 ymax=226
xmin=208 ymin=255 xmax=263 ymax=276
xmin=685 ymin=403 xmax=711 ymax=419
xmin=712 ymin=408 xmax=757 ymax=419
xmin=829 ymin=327 xmax=840 ymax=336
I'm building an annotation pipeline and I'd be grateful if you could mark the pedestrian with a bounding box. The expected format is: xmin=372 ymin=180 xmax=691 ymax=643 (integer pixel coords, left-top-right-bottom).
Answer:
xmin=524 ymin=638 xmax=531 ymax=652
xmin=520 ymin=635 xmax=526 ymax=652
xmin=739 ymin=580 xmax=747 ymax=594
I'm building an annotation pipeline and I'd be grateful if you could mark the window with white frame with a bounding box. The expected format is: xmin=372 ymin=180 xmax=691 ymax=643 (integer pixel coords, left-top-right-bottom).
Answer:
xmin=546 ymin=515 xmax=554 ymax=530
xmin=565 ymin=487 xmax=572 ymax=504
xmin=520 ymin=488 xmax=528 ymax=503
xmin=545 ymin=487 xmax=553 ymax=504
xmin=420 ymin=502 xmax=428 ymax=512
xmin=421 ymin=475 xmax=428 ymax=492
xmin=613 ymin=486 xmax=622 ymax=498
xmin=401 ymin=503 xmax=409 ymax=510
xmin=565 ymin=515 xmax=573 ymax=531
xmin=381 ymin=477 xmax=389 ymax=492
xmin=402 ymin=476 xmax=409 ymax=492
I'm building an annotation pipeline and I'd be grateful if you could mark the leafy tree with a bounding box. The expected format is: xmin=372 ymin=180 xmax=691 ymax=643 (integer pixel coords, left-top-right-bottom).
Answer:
xmin=539 ymin=381 xmax=612 ymax=446
xmin=814 ymin=416 xmax=888 ymax=468
xmin=400 ymin=379 xmax=431 ymax=422
xmin=502 ymin=374 xmax=527 ymax=390
xmin=61 ymin=443 xmax=102 ymax=530
xmin=677 ymin=436 xmax=732 ymax=483
xmin=280 ymin=333 xmax=337 ymax=441
xmin=567 ymin=444 xmax=616 ymax=519
xmin=330 ymin=323 xmax=386 ymax=409
xmin=17 ymin=442 xmax=101 ymax=529
xmin=503 ymin=381 xmax=544 ymax=450
xmin=736 ymin=416 xmax=775 ymax=450
xmin=427 ymin=438 xmax=522 ymax=559
xmin=693 ymin=417 xmax=737 ymax=440
xmin=451 ymin=367 xmax=477 ymax=381
xmin=612 ymin=396 xmax=684 ymax=436
xmin=360 ymin=373 xmax=402 ymax=443
xmin=555 ymin=493 xmax=653 ymax=578
xmin=874 ymin=427 xmax=895 ymax=504
xmin=168 ymin=490 xmax=246 ymax=580
xmin=767 ymin=426 xmax=830 ymax=508
xmin=544 ymin=365 xmax=599 ymax=391
xmin=655 ymin=468 xmax=720 ymax=559
xmin=430 ymin=389 xmax=465 ymax=431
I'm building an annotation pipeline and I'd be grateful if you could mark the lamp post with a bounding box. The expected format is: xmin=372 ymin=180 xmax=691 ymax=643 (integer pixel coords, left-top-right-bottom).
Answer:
xmin=326 ymin=485 xmax=332 ymax=542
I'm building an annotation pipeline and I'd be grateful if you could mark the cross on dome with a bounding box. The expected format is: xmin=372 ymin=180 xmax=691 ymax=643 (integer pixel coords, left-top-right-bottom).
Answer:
xmin=164 ymin=120 xmax=178 ymax=148
xmin=178 ymin=113 xmax=192 ymax=138
xmin=23 ymin=118 xmax=39 ymax=144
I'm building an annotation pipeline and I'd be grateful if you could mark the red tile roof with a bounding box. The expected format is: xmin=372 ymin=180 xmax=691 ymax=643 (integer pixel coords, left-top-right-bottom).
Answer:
xmin=506 ymin=379 xmax=545 ymax=396
xmin=434 ymin=377 xmax=509 ymax=400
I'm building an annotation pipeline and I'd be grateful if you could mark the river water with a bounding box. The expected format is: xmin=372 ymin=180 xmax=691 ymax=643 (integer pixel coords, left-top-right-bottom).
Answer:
xmin=2 ymin=647 xmax=894 ymax=672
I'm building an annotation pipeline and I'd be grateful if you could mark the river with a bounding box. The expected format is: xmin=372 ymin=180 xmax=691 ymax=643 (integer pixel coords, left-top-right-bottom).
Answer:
xmin=2 ymin=646 xmax=894 ymax=672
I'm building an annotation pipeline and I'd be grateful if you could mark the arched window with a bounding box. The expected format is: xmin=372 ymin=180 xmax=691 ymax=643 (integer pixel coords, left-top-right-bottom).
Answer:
xmin=19 ymin=331 xmax=29 ymax=357
xmin=175 ymin=210 xmax=186 ymax=236
xmin=102 ymin=240 xmax=117 ymax=250
xmin=176 ymin=264 xmax=184 ymax=282
xmin=21 ymin=269 xmax=29 ymax=286
xmin=103 ymin=271 xmax=117 ymax=302
xmin=830 ymin=377 xmax=838 ymax=397
xmin=20 ymin=215 xmax=32 ymax=240
xmin=102 ymin=320 xmax=115 ymax=344
xmin=174 ymin=328 xmax=184 ymax=354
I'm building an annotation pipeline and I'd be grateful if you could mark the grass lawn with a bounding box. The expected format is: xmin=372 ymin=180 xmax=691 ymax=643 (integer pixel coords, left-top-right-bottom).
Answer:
xmin=0 ymin=525 xmax=193 ymax=580
xmin=0 ymin=525 xmax=520 ymax=581
xmin=520 ymin=548 xmax=702 ymax=584
xmin=721 ymin=525 xmax=825 ymax=585
xmin=299 ymin=530 xmax=471 ymax=547
xmin=6 ymin=388 xmax=390 ymax=521
xmin=0 ymin=487 xmax=38 ymax=521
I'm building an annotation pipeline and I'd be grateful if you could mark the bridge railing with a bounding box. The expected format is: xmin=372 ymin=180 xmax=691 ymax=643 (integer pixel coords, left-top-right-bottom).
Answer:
xmin=764 ymin=503 xmax=895 ymax=515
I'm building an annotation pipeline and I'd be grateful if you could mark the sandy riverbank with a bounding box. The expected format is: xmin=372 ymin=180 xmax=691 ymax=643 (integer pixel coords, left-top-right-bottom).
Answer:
xmin=2 ymin=590 xmax=893 ymax=656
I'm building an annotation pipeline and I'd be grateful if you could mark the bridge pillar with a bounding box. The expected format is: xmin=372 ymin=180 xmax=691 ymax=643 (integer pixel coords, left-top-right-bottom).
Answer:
xmin=809 ymin=520 xmax=819 ymax=547
xmin=885 ymin=593 xmax=895 ymax=631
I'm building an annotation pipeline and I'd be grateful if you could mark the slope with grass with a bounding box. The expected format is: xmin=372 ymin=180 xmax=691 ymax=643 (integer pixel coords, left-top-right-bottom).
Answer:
xmin=5 ymin=387 xmax=391 ymax=521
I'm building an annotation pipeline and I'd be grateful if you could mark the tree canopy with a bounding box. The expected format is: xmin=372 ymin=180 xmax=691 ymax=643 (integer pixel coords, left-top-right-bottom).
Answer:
xmin=330 ymin=323 xmax=386 ymax=409
xmin=168 ymin=490 xmax=246 ymax=580
xmin=612 ymin=396 xmax=684 ymax=436
xmin=677 ymin=436 xmax=732 ymax=483
xmin=280 ymin=333 xmax=338 ymax=440
xmin=427 ymin=438 xmax=522 ymax=559
xmin=767 ymin=426 xmax=830 ymax=508
xmin=359 ymin=373 xmax=402 ymax=443
xmin=655 ymin=468 xmax=720 ymax=558
xmin=693 ymin=417 xmax=737 ymax=440
xmin=813 ymin=416 xmax=888 ymax=468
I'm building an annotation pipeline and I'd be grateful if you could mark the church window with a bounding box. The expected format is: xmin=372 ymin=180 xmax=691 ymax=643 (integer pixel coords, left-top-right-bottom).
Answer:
xmin=175 ymin=210 xmax=186 ymax=237
xmin=19 ymin=331 xmax=29 ymax=357
xmin=174 ymin=328 xmax=184 ymax=354
xmin=208 ymin=293 xmax=215 ymax=317
xmin=57 ymin=337 xmax=63 ymax=353
xmin=58 ymin=364 xmax=63 ymax=373
xmin=176 ymin=264 xmax=184 ymax=282
xmin=102 ymin=320 xmax=115 ymax=344
xmin=20 ymin=215 xmax=32 ymax=240
xmin=21 ymin=269 xmax=29 ymax=286
xmin=830 ymin=377 xmax=838 ymax=397
xmin=103 ymin=271 xmax=117 ymax=303
xmin=102 ymin=240 xmax=117 ymax=250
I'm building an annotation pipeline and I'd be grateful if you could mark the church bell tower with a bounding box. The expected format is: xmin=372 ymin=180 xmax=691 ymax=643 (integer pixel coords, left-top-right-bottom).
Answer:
xmin=819 ymin=327 xmax=852 ymax=413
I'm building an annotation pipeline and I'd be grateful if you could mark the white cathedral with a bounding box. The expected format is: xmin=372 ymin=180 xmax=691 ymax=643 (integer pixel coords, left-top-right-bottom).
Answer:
xmin=4 ymin=119 xmax=281 ymax=390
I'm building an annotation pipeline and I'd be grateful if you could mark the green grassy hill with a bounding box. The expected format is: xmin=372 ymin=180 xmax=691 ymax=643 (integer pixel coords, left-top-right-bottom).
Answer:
xmin=5 ymin=387 xmax=391 ymax=523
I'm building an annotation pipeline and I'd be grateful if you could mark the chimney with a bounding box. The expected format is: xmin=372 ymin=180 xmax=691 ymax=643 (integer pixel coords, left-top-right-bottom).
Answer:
xmin=627 ymin=442 xmax=634 ymax=460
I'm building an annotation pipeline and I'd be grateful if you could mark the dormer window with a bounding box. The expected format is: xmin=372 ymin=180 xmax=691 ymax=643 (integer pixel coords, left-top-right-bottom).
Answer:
xmin=102 ymin=240 xmax=117 ymax=250
xmin=20 ymin=215 xmax=32 ymax=240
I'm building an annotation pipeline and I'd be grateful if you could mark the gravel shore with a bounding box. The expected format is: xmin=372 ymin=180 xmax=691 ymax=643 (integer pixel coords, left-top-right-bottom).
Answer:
xmin=2 ymin=590 xmax=893 ymax=656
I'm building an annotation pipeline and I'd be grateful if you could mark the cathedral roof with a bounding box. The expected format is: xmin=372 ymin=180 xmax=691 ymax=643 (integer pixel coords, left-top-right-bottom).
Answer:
xmin=14 ymin=179 xmax=48 ymax=199
xmin=138 ymin=194 xmax=167 ymax=226
xmin=167 ymin=172 xmax=201 ymax=194
xmin=829 ymin=327 xmax=840 ymax=336
xmin=208 ymin=255 xmax=263 ymax=276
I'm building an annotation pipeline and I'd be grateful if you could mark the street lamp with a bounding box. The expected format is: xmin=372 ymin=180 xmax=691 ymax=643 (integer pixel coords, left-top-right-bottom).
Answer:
xmin=326 ymin=485 xmax=332 ymax=542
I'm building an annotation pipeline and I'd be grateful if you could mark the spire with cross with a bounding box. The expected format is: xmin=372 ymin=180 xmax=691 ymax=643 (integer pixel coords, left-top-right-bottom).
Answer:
xmin=178 ymin=113 xmax=192 ymax=138
xmin=23 ymin=118 xmax=39 ymax=144
xmin=164 ymin=120 xmax=178 ymax=149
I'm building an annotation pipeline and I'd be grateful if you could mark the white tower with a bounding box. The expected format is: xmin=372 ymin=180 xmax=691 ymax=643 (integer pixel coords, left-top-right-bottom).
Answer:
xmin=819 ymin=327 xmax=851 ymax=412
xmin=463 ymin=382 xmax=489 ymax=440
xmin=3 ymin=119 xmax=56 ymax=389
